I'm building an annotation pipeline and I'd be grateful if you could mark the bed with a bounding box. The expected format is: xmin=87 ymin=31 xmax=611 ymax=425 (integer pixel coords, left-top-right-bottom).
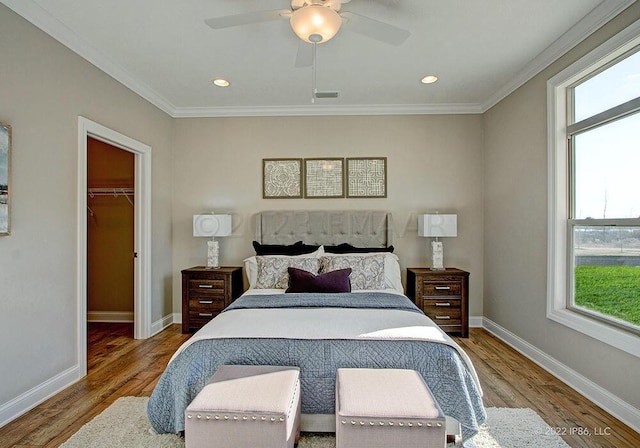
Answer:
xmin=147 ymin=210 xmax=486 ymax=442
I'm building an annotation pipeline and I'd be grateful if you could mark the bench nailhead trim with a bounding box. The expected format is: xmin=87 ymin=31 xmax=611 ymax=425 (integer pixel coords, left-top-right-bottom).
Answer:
xmin=339 ymin=419 xmax=442 ymax=427
xmin=185 ymin=413 xmax=287 ymax=423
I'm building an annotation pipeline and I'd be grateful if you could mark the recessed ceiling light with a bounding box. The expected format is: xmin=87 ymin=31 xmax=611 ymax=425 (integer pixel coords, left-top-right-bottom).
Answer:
xmin=212 ymin=78 xmax=230 ymax=87
xmin=421 ymin=75 xmax=438 ymax=84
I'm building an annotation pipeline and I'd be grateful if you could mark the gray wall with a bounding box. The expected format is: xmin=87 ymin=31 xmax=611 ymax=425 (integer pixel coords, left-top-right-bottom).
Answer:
xmin=483 ymin=2 xmax=640 ymax=412
xmin=0 ymin=5 xmax=174 ymax=406
xmin=171 ymin=115 xmax=485 ymax=314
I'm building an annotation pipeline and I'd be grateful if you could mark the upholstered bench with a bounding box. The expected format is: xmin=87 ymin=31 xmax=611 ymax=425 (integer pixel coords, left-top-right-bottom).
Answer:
xmin=336 ymin=368 xmax=446 ymax=448
xmin=185 ymin=365 xmax=301 ymax=448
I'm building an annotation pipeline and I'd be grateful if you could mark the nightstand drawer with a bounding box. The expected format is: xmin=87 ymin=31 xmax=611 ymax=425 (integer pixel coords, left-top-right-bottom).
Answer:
xmin=422 ymin=281 xmax=461 ymax=296
xmin=423 ymin=303 xmax=461 ymax=323
xmin=189 ymin=278 xmax=226 ymax=295
xmin=189 ymin=296 xmax=226 ymax=312
xmin=188 ymin=316 xmax=219 ymax=328
xmin=423 ymin=298 xmax=461 ymax=312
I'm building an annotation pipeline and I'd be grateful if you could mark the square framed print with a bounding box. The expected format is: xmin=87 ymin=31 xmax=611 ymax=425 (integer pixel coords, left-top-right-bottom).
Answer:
xmin=346 ymin=157 xmax=387 ymax=198
xmin=304 ymin=158 xmax=344 ymax=198
xmin=262 ymin=158 xmax=303 ymax=199
xmin=0 ymin=123 xmax=11 ymax=235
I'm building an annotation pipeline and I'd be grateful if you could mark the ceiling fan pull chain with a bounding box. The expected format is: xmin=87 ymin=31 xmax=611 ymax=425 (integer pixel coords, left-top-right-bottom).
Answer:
xmin=311 ymin=42 xmax=317 ymax=103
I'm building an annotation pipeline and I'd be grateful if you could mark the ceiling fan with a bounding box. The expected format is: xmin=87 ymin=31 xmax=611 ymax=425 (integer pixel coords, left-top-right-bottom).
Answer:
xmin=205 ymin=0 xmax=411 ymax=67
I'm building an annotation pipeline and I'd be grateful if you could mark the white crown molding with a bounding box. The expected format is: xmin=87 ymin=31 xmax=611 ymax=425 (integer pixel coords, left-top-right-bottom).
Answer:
xmin=172 ymin=102 xmax=483 ymax=118
xmin=483 ymin=317 xmax=640 ymax=433
xmin=481 ymin=0 xmax=636 ymax=112
xmin=0 ymin=0 xmax=176 ymax=116
xmin=2 ymin=0 xmax=635 ymax=118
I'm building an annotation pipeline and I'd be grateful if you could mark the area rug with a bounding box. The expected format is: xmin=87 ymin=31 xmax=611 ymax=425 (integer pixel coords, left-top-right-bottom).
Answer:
xmin=60 ymin=397 xmax=570 ymax=448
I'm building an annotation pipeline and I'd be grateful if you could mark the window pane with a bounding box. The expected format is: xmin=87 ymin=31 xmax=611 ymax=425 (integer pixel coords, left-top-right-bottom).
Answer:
xmin=574 ymin=49 xmax=640 ymax=122
xmin=573 ymin=112 xmax=640 ymax=219
xmin=573 ymin=225 xmax=640 ymax=328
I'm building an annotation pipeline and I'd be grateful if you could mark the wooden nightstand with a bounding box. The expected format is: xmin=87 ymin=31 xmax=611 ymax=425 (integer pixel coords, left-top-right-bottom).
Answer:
xmin=406 ymin=268 xmax=469 ymax=337
xmin=181 ymin=266 xmax=243 ymax=333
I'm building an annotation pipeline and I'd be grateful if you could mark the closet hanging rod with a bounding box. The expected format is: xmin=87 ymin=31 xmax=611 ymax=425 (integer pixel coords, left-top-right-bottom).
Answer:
xmin=88 ymin=188 xmax=134 ymax=206
xmin=88 ymin=187 xmax=134 ymax=196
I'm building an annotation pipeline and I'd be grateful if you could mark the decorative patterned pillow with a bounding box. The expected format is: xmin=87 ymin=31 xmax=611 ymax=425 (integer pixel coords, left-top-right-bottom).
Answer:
xmin=255 ymin=256 xmax=321 ymax=289
xmin=319 ymin=254 xmax=386 ymax=290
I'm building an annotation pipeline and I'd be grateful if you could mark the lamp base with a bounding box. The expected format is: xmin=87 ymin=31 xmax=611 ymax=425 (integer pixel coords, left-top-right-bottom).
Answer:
xmin=431 ymin=240 xmax=444 ymax=270
xmin=207 ymin=240 xmax=220 ymax=269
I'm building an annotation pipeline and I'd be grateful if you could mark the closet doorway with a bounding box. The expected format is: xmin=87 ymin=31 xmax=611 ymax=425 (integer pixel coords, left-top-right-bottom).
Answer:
xmin=87 ymin=137 xmax=135 ymax=330
xmin=77 ymin=117 xmax=152 ymax=379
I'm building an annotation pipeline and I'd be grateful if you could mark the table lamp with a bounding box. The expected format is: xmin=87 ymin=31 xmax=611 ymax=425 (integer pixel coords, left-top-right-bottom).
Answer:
xmin=193 ymin=213 xmax=232 ymax=269
xmin=418 ymin=214 xmax=457 ymax=270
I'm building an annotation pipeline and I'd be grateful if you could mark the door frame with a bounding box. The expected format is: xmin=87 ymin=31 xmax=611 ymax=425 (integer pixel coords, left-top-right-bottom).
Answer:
xmin=77 ymin=117 xmax=152 ymax=376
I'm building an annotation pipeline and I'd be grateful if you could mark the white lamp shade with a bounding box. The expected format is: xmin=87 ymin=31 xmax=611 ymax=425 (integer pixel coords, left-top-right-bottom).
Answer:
xmin=193 ymin=214 xmax=232 ymax=237
xmin=290 ymin=5 xmax=342 ymax=43
xmin=418 ymin=214 xmax=457 ymax=237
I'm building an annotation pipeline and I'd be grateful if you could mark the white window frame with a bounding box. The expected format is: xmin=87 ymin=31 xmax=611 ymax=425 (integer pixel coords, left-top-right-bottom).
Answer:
xmin=547 ymin=20 xmax=640 ymax=358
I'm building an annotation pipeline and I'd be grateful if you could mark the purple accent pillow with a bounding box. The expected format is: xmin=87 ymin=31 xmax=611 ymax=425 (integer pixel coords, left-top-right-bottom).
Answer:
xmin=286 ymin=267 xmax=352 ymax=293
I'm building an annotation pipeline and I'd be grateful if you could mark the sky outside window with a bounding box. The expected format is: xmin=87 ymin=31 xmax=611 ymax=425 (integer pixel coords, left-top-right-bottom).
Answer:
xmin=572 ymin=48 xmax=640 ymax=220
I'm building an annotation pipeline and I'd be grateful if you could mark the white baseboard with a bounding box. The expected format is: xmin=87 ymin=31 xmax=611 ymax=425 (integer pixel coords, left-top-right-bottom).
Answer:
xmin=482 ymin=317 xmax=640 ymax=433
xmin=0 ymin=365 xmax=81 ymax=428
xmin=150 ymin=313 xmax=177 ymax=337
xmin=469 ymin=315 xmax=483 ymax=328
xmin=87 ymin=311 xmax=134 ymax=323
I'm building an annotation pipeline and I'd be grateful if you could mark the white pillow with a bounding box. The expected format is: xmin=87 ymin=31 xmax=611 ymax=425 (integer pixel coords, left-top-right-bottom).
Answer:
xmin=320 ymin=251 xmax=403 ymax=293
xmin=244 ymin=246 xmax=324 ymax=289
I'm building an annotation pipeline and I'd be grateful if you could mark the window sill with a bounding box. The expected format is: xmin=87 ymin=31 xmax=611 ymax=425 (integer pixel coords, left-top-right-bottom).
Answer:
xmin=547 ymin=307 xmax=640 ymax=358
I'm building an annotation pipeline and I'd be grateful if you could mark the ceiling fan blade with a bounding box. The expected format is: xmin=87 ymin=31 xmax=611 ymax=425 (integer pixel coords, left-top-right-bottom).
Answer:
xmin=340 ymin=11 xmax=410 ymax=45
xmin=295 ymin=41 xmax=313 ymax=68
xmin=205 ymin=9 xmax=290 ymax=29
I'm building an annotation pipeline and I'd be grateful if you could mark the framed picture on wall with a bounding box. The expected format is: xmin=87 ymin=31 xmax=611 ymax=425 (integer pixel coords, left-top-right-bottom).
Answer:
xmin=304 ymin=158 xmax=345 ymax=198
xmin=346 ymin=157 xmax=387 ymax=198
xmin=0 ymin=123 xmax=11 ymax=236
xmin=262 ymin=158 xmax=303 ymax=199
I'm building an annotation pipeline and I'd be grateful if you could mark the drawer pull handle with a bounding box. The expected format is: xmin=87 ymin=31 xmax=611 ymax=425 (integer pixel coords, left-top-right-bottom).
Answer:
xmin=198 ymin=284 xmax=214 ymax=289
xmin=435 ymin=316 xmax=451 ymax=320
xmin=199 ymin=313 xmax=213 ymax=317
xmin=199 ymin=300 xmax=213 ymax=304
xmin=435 ymin=302 xmax=451 ymax=307
xmin=434 ymin=286 xmax=451 ymax=290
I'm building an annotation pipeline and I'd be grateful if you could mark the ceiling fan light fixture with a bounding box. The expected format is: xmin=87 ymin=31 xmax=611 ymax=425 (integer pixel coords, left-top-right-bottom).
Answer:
xmin=290 ymin=5 xmax=342 ymax=44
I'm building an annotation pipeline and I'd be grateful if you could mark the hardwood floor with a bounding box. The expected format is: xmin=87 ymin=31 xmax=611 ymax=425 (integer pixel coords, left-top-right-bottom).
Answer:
xmin=0 ymin=325 xmax=637 ymax=447
xmin=454 ymin=330 xmax=639 ymax=448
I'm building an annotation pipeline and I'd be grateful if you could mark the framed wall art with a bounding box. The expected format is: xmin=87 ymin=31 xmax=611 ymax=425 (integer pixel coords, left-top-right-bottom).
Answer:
xmin=262 ymin=158 xmax=303 ymax=199
xmin=0 ymin=123 xmax=11 ymax=235
xmin=346 ymin=157 xmax=387 ymax=198
xmin=304 ymin=158 xmax=344 ymax=198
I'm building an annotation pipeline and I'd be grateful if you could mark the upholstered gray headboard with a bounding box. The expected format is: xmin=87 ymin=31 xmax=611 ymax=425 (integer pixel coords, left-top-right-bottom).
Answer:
xmin=255 ymin=210 xmax=392 ymax=247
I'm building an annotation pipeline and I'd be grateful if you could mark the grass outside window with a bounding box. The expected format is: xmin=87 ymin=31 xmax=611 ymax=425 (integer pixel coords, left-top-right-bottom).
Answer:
xmin=574 ymin=265 xmax=640 ymax=327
